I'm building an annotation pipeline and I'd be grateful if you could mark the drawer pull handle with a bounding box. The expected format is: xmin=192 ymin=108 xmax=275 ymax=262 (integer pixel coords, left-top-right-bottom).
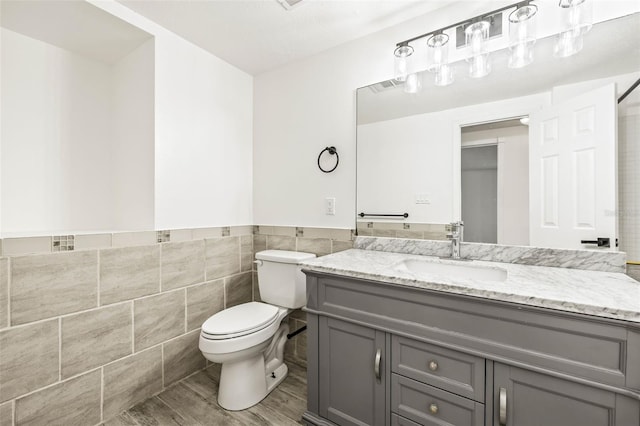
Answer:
xmin=499 ymin=387 xmax=507 ymax=425
xmin=374 ymin=349 xmax=382 ymax=381
xmin=428 ymin=360 xmax=439 ymax=371
xmin=429 ymin=403 xmax=439 ymax=415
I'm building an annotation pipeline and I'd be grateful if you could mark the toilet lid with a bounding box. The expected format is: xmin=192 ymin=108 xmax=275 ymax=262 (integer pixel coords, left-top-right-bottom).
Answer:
xmin=202 ymin=302 xmax=279 ymax=337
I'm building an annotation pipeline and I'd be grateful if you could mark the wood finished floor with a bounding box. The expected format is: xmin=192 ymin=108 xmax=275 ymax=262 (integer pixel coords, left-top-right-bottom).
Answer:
xmin=104 ymin=361 xmax=307 ymax=426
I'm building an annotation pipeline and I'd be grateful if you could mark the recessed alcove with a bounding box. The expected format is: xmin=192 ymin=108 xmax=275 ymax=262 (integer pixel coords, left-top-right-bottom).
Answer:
xmin=1 ymin=0 xmax=155 ymax=236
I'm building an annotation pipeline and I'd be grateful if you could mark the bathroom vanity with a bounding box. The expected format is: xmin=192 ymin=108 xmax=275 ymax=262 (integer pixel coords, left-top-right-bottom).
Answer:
xmin=301 ymin=248 xmax=640 ymax=426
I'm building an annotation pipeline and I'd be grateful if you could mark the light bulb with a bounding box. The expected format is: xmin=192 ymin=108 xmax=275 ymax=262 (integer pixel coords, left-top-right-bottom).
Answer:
xmin=434 ymin=64 xmax=454 ymax=87
xmin=554 ymin=29 xmax=583 ymax=57
xmin=404 ymin=73 xmax=422 ymax=94
xmin=469 ymin=54 xmax=491 ymax=78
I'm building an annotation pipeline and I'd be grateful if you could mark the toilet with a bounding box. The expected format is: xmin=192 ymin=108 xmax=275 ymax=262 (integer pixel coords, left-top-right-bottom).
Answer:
xmin=199 ymin=249 xmax=316 ymax=411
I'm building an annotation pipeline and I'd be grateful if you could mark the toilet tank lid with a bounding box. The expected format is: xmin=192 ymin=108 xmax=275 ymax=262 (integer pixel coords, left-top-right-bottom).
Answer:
xmin=255 ymin=250 xmax=316 ymax=263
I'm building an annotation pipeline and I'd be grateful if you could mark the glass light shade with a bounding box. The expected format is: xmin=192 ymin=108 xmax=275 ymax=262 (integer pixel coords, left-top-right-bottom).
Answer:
xmin=508 ymin=5 xmax=537 ymax=69
xmin=404 ymin=72 xmax=422 ymax=94
xmin=554 ymin=29 xmax=583 ymax=57
xmin=509 ymin=4 xmax=537 ymax=44
xmin=559 ymin=0 xmax=592 ymax=35
xmin=394 ymin=45 xmax=413 ymax=82
xmin=465 ymin=20 xmax=490 ymax=56
xmin=469 ymin=53 xmax=491 ymax=78
xmin=509 ymin=42 xmax=534 ymax=68
xmin=426 ymin=33 xmax=449 ymax=72
xmin=434 ymin=64 xmax=454 ymax=86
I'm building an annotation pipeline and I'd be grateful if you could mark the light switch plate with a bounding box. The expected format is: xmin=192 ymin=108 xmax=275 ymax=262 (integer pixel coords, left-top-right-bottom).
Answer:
xmin=415 ymin=193 xmax=431 ymax=204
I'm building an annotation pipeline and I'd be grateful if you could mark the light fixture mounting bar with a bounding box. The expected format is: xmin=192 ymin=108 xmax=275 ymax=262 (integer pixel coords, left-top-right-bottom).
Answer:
xmin=395 ymin=1 xmax=532 ymax=47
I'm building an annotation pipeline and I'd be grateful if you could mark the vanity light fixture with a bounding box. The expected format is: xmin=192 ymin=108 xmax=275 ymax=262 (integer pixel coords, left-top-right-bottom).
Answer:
xmin=465 ymin=20 xmax=492 ymax=78
xmin=554 ymin=0 xmax=592 ymax=58
xmin=392 ymin=1 xmax=595 ymax=88
xmin=508 ymin=3 xmax=538 ymax=68
xmin=394 ymin=44 xmax=413 ymax=82
xmin=427 ymin=32 xmax=454 ymax=86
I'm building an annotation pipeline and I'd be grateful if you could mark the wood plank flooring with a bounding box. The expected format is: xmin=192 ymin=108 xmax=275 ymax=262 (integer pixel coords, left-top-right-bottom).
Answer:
xmin=104 ymin=361 xmax=307 ymax=426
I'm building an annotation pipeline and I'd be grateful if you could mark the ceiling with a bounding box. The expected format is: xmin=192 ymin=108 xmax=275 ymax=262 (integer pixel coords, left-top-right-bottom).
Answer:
xmin=1 ymin=0 xmax=152 ymax=64
xmin=116 ymin=0 xmax=452 ymax=75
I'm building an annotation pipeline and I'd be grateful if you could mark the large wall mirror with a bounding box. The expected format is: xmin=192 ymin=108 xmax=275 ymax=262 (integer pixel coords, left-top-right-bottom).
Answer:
xmin=356 ymin=12 xmax=640 ymax=255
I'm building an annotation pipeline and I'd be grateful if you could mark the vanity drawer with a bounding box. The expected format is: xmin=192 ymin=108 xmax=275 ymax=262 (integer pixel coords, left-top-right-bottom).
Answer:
xmin=391 ymin=413 xmax=421 ymax=426
xmin=391 ymin=374 xmax=484 ymax=426
xmin=392 ymin=336 xmax=485 ymax=402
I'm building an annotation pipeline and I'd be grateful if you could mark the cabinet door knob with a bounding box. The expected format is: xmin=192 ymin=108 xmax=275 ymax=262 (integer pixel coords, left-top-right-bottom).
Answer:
xmin=429 ymin=403 xmax=439 ymax=414
xmin=374 ymin=349 xmax=382 ymax=381
xmin=499 ymin=387 xmax=507 ymax=425
xmin=428 ymin=360 xmax=438 ymax=371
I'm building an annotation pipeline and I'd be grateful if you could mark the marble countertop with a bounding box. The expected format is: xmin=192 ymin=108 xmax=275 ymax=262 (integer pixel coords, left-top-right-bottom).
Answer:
xmin=301 ymin=249 xmax=640 ymax=323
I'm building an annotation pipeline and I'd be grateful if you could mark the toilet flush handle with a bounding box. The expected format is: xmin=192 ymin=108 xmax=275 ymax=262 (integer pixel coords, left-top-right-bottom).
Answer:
xmin=253 ymin=260 xmax=263 ymax=267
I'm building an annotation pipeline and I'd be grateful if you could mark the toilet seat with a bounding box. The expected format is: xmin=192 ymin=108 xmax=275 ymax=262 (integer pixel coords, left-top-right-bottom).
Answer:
xmin=202 ymin=302 xmax=279 ymax=340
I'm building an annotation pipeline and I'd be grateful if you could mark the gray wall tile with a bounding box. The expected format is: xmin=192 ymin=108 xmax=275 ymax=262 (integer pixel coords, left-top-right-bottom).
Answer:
xmin=100 ymin=245 xmax=160 ymax=306
xmin=0 ymin=320 xmax=59 ymax=402
xmin=163 ymin=330 xmax=206 ymax=387
xmin=161 ymin=241 xmax=205 ymax=291
xmin=296 ymin=238 xmax=331 ymax=257
xmin=0 ymin=401 xmax=12 ymax=426
xmin=266 ymin=235 xmax=295 ymax=251
xmin=240 ymin=235 xmax=253 ymax=272
xmin=331 ymin=240 xmax=354 ymax=253
xmin=225 ymin=272 xmax=252 ymax=308
xmin=0 ymin=258 xmax=7 ymax=329
xmin=252 ymin=272 xmax=261 ymax=302
xmin=61 ymin=303 xmax=132 ymax=379
xmin=15 ymin=369 xmax=101 ymax=426
xmin=205 ymin=237 xmax=240 ymax=280
xmin=186 ymin=280 xmax=224 ymax=331
xmin=627 ymin=264 xmax=640 ymax=281
xmin=11 ymin=251 xmax=98 ymax=324
xmin=1 ymin=237 xmax=51 ymax=256
xmin=134 ymin=291 xmax=185 ymax=351
xmin=253 ymin=234 xmax=267 ymax=256
xmin=103 ymin=346 xmax=163 ymax=420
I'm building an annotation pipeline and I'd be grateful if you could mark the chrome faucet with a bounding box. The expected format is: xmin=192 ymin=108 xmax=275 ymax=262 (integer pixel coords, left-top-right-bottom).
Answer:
xmin=446 ymin=221 xmax=464 ymax=259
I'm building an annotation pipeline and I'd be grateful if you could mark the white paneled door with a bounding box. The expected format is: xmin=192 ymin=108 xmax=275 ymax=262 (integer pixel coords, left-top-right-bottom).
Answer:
xmin=529 ymin=84 xmax=617 ymax=250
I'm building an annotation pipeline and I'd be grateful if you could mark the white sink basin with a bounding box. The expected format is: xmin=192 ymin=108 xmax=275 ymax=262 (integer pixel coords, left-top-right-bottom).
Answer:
xmin=396 ymin=258 xmax=508 ymax=282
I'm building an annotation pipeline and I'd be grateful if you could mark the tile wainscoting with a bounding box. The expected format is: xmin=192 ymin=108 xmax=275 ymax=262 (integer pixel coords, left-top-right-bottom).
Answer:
xmin=0 ymin=225 xmax=354 ymax=426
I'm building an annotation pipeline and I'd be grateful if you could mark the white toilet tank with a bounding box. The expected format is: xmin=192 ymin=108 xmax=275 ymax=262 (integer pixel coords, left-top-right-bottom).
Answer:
xmin=255 ymin=250 xmax=316 ymax=309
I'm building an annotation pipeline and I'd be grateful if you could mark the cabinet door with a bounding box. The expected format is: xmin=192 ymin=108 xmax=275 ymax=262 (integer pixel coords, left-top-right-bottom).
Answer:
xmin=319 ymin=317 xmax=386 ymax=426
xmin=493 ymin=364 xmax=640 ymax=426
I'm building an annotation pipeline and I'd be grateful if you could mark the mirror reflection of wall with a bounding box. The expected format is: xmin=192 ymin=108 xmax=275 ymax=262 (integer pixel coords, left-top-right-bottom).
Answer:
xmin=461 ymin=120 xmax=529 ymax=246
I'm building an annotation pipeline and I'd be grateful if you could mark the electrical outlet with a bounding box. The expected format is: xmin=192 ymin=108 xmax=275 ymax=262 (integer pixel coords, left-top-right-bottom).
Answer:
xmin=325 ymin=197 xmax=336 ymax=215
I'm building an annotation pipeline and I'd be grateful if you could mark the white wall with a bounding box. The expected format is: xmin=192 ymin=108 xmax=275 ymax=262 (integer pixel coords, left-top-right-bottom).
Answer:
xmin=1 ymin=1 xmax=254 ymax=236
xmin=357 ymin=111 xmax=455 ymax=224
xmin=1 ymin=28 xmax=114 ymax=235
xmin=112 ymin=38 xmax=155 ymax=231
xmin=253 ymin=1 xmax=640 ymax=230
xmin=357 ymin=93 xmax=548 ymax=227
xmin=92 ymin=0 xmax=254 ymax=230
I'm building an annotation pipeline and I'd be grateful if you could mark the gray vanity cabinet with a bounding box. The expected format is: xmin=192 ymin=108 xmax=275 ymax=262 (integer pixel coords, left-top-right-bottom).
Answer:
xmin=318 ymin=317 xmax=387 ymax=426
xmin=302 ymin=271 xmax=640 ymax=426
xmin=492 ymin=364 xmax=639 ymax=426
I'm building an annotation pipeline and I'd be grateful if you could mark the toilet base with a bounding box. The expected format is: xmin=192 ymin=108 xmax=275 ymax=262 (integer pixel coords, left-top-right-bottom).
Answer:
xmin=216 ymin=323 xmax=290 ymax=411
xmin=266 ymin=363 xmax=288 ymax=394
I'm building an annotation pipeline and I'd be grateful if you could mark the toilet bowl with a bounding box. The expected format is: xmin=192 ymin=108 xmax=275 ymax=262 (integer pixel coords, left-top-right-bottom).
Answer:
xmin=199 ymin=250 xmax=316 ymax=411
